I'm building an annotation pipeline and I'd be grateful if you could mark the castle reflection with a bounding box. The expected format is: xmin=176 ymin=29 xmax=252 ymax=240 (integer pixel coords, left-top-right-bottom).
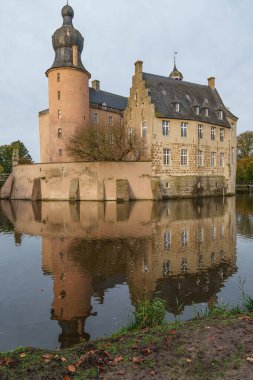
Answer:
xmin=0 ymin=198 xmax=237 ymax=348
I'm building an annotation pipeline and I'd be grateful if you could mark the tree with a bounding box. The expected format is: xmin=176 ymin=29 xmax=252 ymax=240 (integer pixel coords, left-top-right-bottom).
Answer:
xmin=237 ymin=131 xmax=253 ymax=158
xmin=0 ymin=141 xmax=33 ymax=173
xmin=237 ymin=157 xmax=253 ymax=182
xmin=67 ymin=125 xmax=143 ymax=162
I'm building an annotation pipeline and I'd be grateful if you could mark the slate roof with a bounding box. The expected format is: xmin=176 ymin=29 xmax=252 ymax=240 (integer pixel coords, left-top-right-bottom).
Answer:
xmin=143 ymin=72 xmax=237 ymax=128
xmin=89 ymin=88 xmax=128 ymax=111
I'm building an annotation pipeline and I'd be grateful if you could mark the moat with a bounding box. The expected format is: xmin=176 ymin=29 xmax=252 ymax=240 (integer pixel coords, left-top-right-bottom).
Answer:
xmin=0 ymin=196 xmax=252 ymax=352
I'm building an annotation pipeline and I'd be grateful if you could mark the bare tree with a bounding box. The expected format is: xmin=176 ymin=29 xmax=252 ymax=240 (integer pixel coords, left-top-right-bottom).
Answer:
xmin=66 ymin=125 xmax=143 ymax=162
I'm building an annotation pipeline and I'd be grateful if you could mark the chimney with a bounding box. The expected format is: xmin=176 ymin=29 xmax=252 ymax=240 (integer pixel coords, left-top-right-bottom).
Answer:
xmin=92 ymin=80 xmax=100 ymax=91
xmin=208 ymin=77 xmax=215 ymax=90
xmin=72 ymin=45 xmax=78 ymax=66
xmin=135 ymin=60 xmax=143 ymax=74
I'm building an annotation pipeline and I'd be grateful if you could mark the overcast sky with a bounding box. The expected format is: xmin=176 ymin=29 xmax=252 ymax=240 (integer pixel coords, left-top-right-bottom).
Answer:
xmin=0 ymin=0 xmax=252 ymax=162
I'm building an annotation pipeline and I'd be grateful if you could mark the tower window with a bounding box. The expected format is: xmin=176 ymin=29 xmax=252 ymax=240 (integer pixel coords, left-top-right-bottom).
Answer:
xmin=57 ymin=73 xmax=60 ymax=82
xmin=162 ymin=120 xmax=169 ymax=136
xmin=109 ymin=116 xmax=113 ymax=126
xmin=181 ymin=149 xmax=188 ymax=166
xmin=181 ymin=122 xmax=188 ymax=137
xmin=58 ymin=128 xmax=62 ymax=139
xmin=58 ymin=110 xmax=62 ymax=119
xmin=92 ymin=113 xmax=98 ymax=125
xmin=59 ymin=149 xmax=63 ymax=157
xmin=163 ymin=148 xmax=171 ymax=165
xmin=58 ymin=91 xmax=61 ymax=101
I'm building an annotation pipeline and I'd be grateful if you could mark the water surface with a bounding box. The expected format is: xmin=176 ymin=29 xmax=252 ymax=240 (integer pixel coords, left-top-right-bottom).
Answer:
xmin=0 ymin=196 xmax=252 ymax=351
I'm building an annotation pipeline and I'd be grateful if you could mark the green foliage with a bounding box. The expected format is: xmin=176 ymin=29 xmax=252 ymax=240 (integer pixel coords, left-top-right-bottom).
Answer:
xmin=132 ymin=298 xmax=167 ymax=329
xmin=243 ymin=297 xmax=253 ymax=313
xmin=0 ymin=141 xmax=33 ymax=173
xmin=0 ymin=164 xmax=4 ymax=174
xmin=237 ymin=131 xmax=253 ymax=158
xmin=237 ymin=157 xmax=253 ymax=181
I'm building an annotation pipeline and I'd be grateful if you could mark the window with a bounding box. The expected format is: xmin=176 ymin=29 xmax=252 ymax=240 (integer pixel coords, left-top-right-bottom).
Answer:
xmin=164 ymin=230 xmax=171 ymax=249
xmin=220 ymin=152 xmax=225 ymax=167
xmin=59 ymin=149 xmax=63 ymax=157
xmin=163 ymin=148 xmax=171 ymax=165
xmin=92 ymin=112 xmax=98 ymax=125
xmin=211 ymin=225 xmax=216 ymax=241
xmin=232 ymin=147 xmax=235 ymax=164
xmin=198 ymin=124 xmax=203 ymax=139
xmin=181 ymin=122 xmax=188 ymax=137
xmin=58 ymin=110 xmax=62 ymax=119
xmin=195 ymin=106 xmax=200 ymax=115
xmin=220 ymin=128 xmax=224 ymax=142
xmin=109 ymin=116 xmax=113 ymax=126
xmin=211 ymin=152 xmax=216 ymax=167
xmin=58 ymin=128 xmax=62 ymax=139
xmin=175 ymin=103 xmax=180 ymax=112
xmin=58 ymin=91 xmax=61 ymax=101
xmin=102 ymin=102 xmax=107 ymax=110
xmin=197 ymin=227 xmax=204 ymax=242
xmin=181 ymin=230 xmax=189 ymax=247
xmin=57 ymin=73 xmax=60 ymax=82
xmin=162 ymin=120 xmax=169 ymax=136
xmin=218 ymin=110 xmax=223 ymax=119
xmin=220 ymin=224 xmax=224 ymax=239
xmin=204 ymin=108 xmax=209 ymax=117
xmin=181 ymin=258 xmax=189 ymax=272
xmin=181 ymin=149 xmax=188 ymax=166
xmin=197 ymin=150 xmax=203 ymax=166
xmin=211 ymin=126 xmax=215 ymax=140
xmin=109 ymin=133 xmax=114 ymax=144
xmin=142 ymin=121 xmax=147 ymax=138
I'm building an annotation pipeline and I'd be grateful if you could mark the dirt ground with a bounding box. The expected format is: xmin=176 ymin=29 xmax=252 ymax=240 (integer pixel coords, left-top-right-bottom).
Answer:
xmin=1 ymin=315 xmax=253 ymax=379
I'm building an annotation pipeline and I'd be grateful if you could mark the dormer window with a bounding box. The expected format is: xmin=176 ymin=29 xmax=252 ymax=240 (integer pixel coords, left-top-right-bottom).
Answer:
xmin=218 ymin=110 xmax=223 ymax=119
xmin=102 ymin=102 xmax=107 ymax=110
xmin=175 ymin=103 xmax=180 ymax=112
xmin=195 ymin=106 xmax=200 ymax=115
xmin=204 ymin=108 xmax=209 ymax=117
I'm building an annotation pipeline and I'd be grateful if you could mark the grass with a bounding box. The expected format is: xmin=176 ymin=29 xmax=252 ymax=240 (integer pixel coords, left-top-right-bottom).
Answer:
xmin=131 ymin=297 xmax=167 ymax=329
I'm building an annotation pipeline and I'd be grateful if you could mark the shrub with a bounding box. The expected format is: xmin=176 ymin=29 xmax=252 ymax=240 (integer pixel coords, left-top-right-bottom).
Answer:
xmin=133 ymin=298 xmax=167 ymax=329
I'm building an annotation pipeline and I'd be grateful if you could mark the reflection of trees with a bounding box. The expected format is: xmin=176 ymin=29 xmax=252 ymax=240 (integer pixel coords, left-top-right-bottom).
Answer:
xmin=236 ymin=195 xmax=253 ymax=238
xmin=0 ymin=214 xmax=14 ymax=233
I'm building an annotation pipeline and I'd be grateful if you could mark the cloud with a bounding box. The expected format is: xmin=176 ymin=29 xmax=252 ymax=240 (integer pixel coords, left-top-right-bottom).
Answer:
xmin=0 ymin=0 xmax=252 ymax=162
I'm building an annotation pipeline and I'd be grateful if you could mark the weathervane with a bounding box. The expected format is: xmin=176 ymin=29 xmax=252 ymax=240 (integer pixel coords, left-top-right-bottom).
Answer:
xmin=174 ymin=52 xmax=178 ymax=68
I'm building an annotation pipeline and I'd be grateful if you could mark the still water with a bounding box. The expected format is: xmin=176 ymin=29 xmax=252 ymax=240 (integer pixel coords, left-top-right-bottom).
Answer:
xmin=0 ymin=196 xmax=252 ymax=352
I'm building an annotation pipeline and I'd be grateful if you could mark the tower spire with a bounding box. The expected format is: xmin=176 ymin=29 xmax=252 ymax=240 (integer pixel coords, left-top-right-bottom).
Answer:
xmin=174 ymin=51 xmax=178 ymax=69
xmin=169 ymin=52 xmax=183 ymax=80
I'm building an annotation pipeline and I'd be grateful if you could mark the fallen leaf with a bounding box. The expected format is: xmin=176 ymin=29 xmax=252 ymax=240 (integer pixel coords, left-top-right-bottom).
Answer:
xmin=150 ymin=370 xmax=156 ymax=376
xmin=113 ymin=356 xmax=124 ymax=364
xmin=68 ymin=364 xmax=76 ymax=373
xmin=61 ymin=357 xmax=67 ymax=362
xmin=117 ymin=370 xmax=126 ymax=375
xmin=207 ymin=336 xmax=215 ymax=341
xmin=132 ymin=357 xmax=143 ymax=364
xmin=19 ymin=353 xmax=26 ymax=358
xmin=141 ymin=328 xmax=149 ymax=334
xmin=42 ymin=354 xmax=54 ymax=360
xmin=186 ymin=359 xmax=192 ymax=363
xmin=44 ymin=359 xmax=51 ymax=363
xmin=247 ymin=356 xmax=253 ymax=363
xmin=141 ymin=348 xmax=151 ymax=356
xmin=168 ymin=330 xmax=177 ymax=335
xmin=217 ymin=347 xmax=224 ymax=351
xmin=132 ymin=345 xmax=138 ymax=349
xmin=5 ymin=358 xmax=14 ymax=365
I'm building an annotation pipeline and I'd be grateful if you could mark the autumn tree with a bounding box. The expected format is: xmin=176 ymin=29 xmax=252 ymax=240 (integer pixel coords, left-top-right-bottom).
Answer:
xmin=237 ymin=131 xmax=253 ymax=158
xmin=0 ymin=141 xmax=33 ymax=173
xmin=67 ymin=125 xmax=143 ymax=162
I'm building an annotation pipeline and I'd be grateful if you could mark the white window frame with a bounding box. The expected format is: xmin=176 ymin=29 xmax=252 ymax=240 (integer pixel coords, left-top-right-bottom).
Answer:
xmin=211 ymin=152 xmax=216 ymax=167
xmin=163 ymin=148 xmax=171 ymax=165
xmin=92 ymin=112 xmax=98 ymax=125
xmin=181 ymin=149 xmax=188 ymax=166
xmin=181 ymin=230 xmax=189 ymax=247
xmin=198 ymin=124 xmax=203 ymax=139
xmin=197 ymin=150 xmax=203 ymax=166
xmin=181 ymin=122 xmax=188 ymax=137
xmin=218 ymin=110 xmax=223 ymax=119
xmin=195 ymin=106 xmax=200 ymax=115
xmin=109 ymin=116 xmax=113 ymax=126
xmin=164 ymin=230 xmax=171 ymax=249
xmin=162 ymin=120 xmax=169 ymax=136
xmin=175 ymin=103 xmax=180 ymax=112
xmin=142 ymin=121 xmax=147 ymax=138
xmin=211 ymin=126 xmax=215 ymax=141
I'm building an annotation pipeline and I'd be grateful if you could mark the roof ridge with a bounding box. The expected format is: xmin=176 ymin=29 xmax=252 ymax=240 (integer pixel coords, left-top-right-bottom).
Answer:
xmin=143 ymin=72 xmax=209 ymax=88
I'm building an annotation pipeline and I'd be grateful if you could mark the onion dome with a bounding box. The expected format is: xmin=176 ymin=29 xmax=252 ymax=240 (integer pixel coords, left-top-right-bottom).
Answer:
xmin=48 ymin=4 xmax=88 ymax=73
xmin=169 ymin=63 xmax=183 ymax=81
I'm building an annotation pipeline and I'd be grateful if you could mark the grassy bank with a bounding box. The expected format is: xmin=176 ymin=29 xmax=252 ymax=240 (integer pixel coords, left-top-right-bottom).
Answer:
xmin=1 ymin=300 xmax=253 ymax=379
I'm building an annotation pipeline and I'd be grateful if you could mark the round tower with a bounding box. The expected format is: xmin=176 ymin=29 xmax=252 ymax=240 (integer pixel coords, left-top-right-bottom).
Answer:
xmin=46 ymin=4 xmax=90 ymax=162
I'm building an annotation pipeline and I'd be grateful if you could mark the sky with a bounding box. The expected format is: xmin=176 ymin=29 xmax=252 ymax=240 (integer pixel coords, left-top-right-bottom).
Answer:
xmin=0 ymin=0 xmax=252 ymax=162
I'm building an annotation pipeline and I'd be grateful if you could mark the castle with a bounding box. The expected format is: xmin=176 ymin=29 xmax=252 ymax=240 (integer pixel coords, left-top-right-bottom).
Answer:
xmin=1 ymin=4 xmax=237 ymax=201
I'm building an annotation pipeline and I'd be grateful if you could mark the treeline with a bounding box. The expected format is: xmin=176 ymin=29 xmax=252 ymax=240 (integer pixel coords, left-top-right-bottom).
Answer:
xmin=0 ymin=141 xmax=33 ymax=174
xmin=237 ymin=131 xmax=253 ymax=182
